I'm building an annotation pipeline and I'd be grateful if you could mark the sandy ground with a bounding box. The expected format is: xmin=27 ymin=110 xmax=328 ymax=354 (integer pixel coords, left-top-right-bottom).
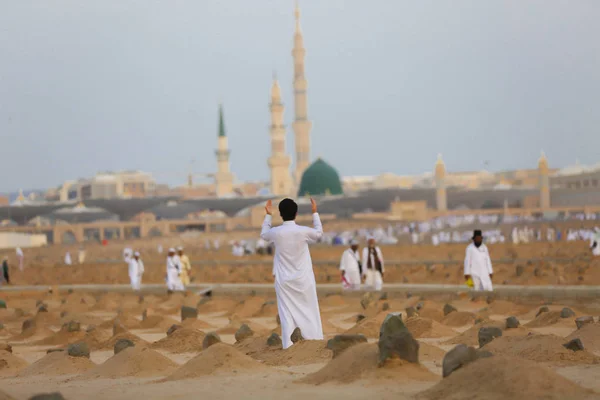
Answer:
xmin=1 ymin=289 xmax=600 ymax=399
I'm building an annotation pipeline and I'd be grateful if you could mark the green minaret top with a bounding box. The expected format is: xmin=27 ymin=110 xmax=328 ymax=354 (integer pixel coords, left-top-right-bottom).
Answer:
xmin=218 ymin=104 xmax=226 ymax=137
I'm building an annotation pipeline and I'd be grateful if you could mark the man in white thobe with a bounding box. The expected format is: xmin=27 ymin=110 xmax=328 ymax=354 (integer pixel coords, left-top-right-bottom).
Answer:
xmin=362 ymin=237 xmax=384 ymax=291
xmin=464 ymin=230 xmax=493 ymax=291
xmin=123 ymin=248 xmax=132 ymax=264
xmin=166 ymin=248 xmax=184 ymax=292
xmin=591 ymin=227 xmax=600 ymax=256
xmin=64 ymin=251 xmax=72 ymax=265
xmin=129 ymin=251 xmax=144 ymax=291
xmin=260 ymin=197 xmax=324 ymax=349
xmin=340 ymin=240 xmax=361 ymax=290
xmin=15 ymin=247 xmax=24 ymax=271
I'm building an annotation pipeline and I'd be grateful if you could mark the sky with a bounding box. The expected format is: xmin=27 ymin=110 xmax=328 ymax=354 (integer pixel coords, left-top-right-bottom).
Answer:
xmin=1 ymin=0 xmax=599 ymax=193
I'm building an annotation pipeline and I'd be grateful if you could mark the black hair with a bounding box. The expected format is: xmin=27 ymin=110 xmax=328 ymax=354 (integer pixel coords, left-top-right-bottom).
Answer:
xmin=279 ymin=198 xmax=298 ymax=221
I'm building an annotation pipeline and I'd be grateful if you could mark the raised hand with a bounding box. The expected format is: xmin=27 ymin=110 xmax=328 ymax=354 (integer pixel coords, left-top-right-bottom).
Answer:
xmin=310 ymin=197 xmax=318 ymax=214
xmin=265 ymin=199 xmax=272 ymax=215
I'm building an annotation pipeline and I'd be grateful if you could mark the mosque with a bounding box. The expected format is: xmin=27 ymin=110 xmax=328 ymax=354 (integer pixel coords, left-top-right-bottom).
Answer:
xmin=213 ymin=2 xmax=343 ymax=199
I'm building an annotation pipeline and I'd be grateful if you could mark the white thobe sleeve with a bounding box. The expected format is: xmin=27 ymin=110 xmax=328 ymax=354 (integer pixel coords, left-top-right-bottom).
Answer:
xmin=139 ymin=261 xmax=145 ymax=274
xmin=260 ymin=215 xmax=274 ymax=242
xmin=377 ymin=247 xmax=385 ymax=273
xmin=486 ymin=249 xmax=493 ymax=275
xmin=305 ymin=213 xmax=323 ymax=243
xmin=361 ymin=248 xmax=368 ymax=277
xmin=340 ymin=251 xmax=348 ymax=271
xmin=464 ymin=246 xmax=472 ymax=275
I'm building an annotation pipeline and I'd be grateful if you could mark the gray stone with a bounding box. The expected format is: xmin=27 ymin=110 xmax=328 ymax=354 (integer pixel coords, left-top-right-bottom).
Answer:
xmin=478 ymin=327 xmax=503 ymax=348
xmin=360 ymin=293 xmax=374 ymax=310
xmin=86 ymin=325 xmax=96 ymax=333
xmin=37 ymin=304 xmax=48 ymax=313
xmin=406 ymin=292 xmax=413 ymax=299
xmin=442 ymin=344 xmax=478 ymax=378
xmin=202 ymin=332 xmax=221 ymax=350
xmin=405 ymin=307 xmax=418 ymax=318
xmin=266 ymin=333 xmax=282 ymax=347
xmin=326 ymin=334 xmax=368 ymax=358
xmin=535 ymin=306 xmax=550 ymax=318
xmin=563 ymin=338 xmax=584 ymax=352
xmin=60 ymin=311 xmax=68 ymax=318
xmin=378 ymin=313 xmax=419 ymax=366
xmin=416 ymin=302 xmax=424 ymax=311
xmin=576 ymin=316 xmax=594 ymax=329
xmin=477 ymin=349 xmax=494 ymax=359
xmin=379 ymin=292 xmax=388 ymax=301
xmin=114 ymin=339 xmax=135 ymax=355
xmin=22 ymin=318 xmax=36 ymax=333
xmin=28 ymin=393 xmax=66 ymax=400
xmin=515 ymin=265 xmax=525 ymax=277
xmin=356 ymin=314 xmax=366 ymax=323
xmin=46 ymin=349 xmax=65 ymax=354
xmin=443 ymin=304 xmax=457 ymax=316
xmin=0 ymin=300 xmax=6 ymax=309
xmin=560 ymin=308 xmax=576 ymax=318
xmin=291 ymin=327 xmax=303 ymax=344
xmin=166 ymin=324 xmax=181 ymax=336
xmin=67 ymin=342 xmax=90 ymax=358
xmin=36 ymin=300 xmax=44 ymax=307
xmin=533 ymin=267 xmax=541 ymax=277
xmin=62 ymin=320 xmax=81 ymax=332
xmin=180 ymin=306 xmax=198 ymax=321
xmin=234 ymin=324 xmax=254 ymax=342
xmin=382 ymin=302 xmax=390 ymax=311
xmin=505 ymin=316 xmax=520 ymax=329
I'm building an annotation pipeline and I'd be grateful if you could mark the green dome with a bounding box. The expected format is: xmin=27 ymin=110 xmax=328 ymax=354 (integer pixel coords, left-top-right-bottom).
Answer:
xmin=297 ymin=158 xmax=343 ymax=197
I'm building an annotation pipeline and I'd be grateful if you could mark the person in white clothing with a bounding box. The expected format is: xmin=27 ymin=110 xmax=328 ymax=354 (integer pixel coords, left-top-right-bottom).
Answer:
xmin=340 ymin=240 xmax=361 ymax=290
xmin=129 ymin=251 xmax=144 ymax=291
xmin=260 ymin=197 xmax=324 ymax=349
xmin=166 ymin=248 xmax=184 ymax=292
xmin=362 ymin=237 xmax=384 ymax=291
xmin=64 ymin=251 xmax=72 ymax=265
xmin=15 ymin=247 xmax=24 ymax=271
xmin=591 ymin=227 xmax=600 ymax=256
xmin=464 ymin=230 xmax=493 ymax=291
xmin=123 ymin=248 xmax=133 ymax=264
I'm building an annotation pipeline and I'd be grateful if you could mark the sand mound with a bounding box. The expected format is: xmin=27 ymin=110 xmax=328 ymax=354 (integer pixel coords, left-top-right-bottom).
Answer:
xmin=524 ymin=311 xmax=576 ymax=328
xmin=81 ymin=347 xmax=178 ymax=378
xmin=300 ymin=343 xmax=437 ymax=384
xmin=0 ymin=350 xmax=28 ymax=376
xmin=217 ymin=320 xmax=269 ymax=335
xmin=11 ymin=324 xmax=54 ymax=341
xmin=320 ymin=295 xmax=348 ymax=308
xmin=18 ymin=351 xmax=95 ymax=376
xmin=100 ymin=332 xmax=148 ymax=350
xmin=487 ymin=300 xmax=531 ymax=316
xmin=485 ymin=334 xmax=600 ymax=365
xmin=164 ymin=343 xmax=269 ymax=380
xmin=197 ymin=297 xmax=239 ymax=314
xmin=139 ymin=315 xmax=180 ymax=330
xmin=443 ymin=321 xmax=504 ymax=346
xmin=232 ymin=296 xmax=266 ymax=318
xmin=151 ymin=328 xmax=205 ymax=353
xmin=80 ymin=329 xmax=113 ymax=350
xmin=416 ymin=355 xmax=598 ymax=400
xmin=255 ymin=301 xmax=278 ymax=317
xmin=32 ymin=327 xmax=86 ymax=346
xmin=98 ymin=314 xmax=141 ymax=330
xmin=419 ymin=342 xmax=446 ymax=362
xmin=442 ymin=311 xmax=476 ymax=327
xmin=234 ymin=336 xmax=271 ymax=358
xmin=344 ymin=312 xmax=389 ymax=338
xmin=181 ymin=318 xmax=214 ymax=330
xmin=406 ymin=317 xmax=457 ymax=338
xmin=259 ymin=340 xmax=332 ymax=366
xmin=566 ymin=323 xmax=600 ymax=353
xmin=0 ymin=389 xmax=15 ymax=400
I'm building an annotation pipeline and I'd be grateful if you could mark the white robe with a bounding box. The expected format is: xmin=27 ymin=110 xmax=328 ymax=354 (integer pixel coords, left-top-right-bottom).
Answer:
xmin=340 ymin=248 xmax=361 ymax=290
xmin=64 ymin=252 xmax=72 ymax=265
xmin=261 ymin=213 xmax=324 ymax=349
xmin=464 ymin=243 xmax=493 ymax=291
xmin=591 ymin=231 xmax=600 ymax=256
xmin=362 ymin=247 xmax=384 ymax=291
xmin=129 ymin=258 xmax=143 ymax=291
xmin=166 ymin=256 xmax=184 ymax=291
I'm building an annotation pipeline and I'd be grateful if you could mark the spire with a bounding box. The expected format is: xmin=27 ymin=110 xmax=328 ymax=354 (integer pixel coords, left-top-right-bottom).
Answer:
xmin=436 ymin=153 xmax=444 ymax=165
xmin=218 ymin=104 xmax=226 ymax=137
xmin=294 ymin=0 xmax=301 ymax=33
xmin=271 ymin=74 xmax=281 ymax=100
xmin=539 ymin=150 xmax=547 ymax=162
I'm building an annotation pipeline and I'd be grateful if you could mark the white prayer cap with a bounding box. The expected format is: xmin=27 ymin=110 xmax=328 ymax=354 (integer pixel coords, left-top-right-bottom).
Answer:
xmin=367 ymin=235 xmax=376 ymax=241
xmin=134 ymin=251 xmax=140 ymax=256
xmin=177 ymin=246 xmax=183 ymax=251
xmin=350 ymin=239 xmax=359 ymax=245
xmin=168 ymin=247 xmax=175 ymax=253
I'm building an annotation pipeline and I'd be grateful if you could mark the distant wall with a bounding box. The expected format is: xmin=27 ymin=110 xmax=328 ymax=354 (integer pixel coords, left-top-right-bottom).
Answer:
xmin=0 ymin=232 xmax=47 ymax=249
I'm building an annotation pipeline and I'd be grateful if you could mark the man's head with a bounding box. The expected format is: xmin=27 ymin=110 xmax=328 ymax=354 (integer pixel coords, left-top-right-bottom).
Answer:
xmin=134 ymin=251 xmax=140 ymax=260
xmin=279 ymin=198 xmax=298 ymax=221
xmin=350 ymin=239 xmax=359 ymax=252
xmin=168 ymin=248 xmax=175 ymax=256
xmin=177 ymin=246 xmax=184 ymax=255
xmin=472 ymin=230 xmax=483 ymax=247
xmin=367 ymin=236 xmax=376 ymax=248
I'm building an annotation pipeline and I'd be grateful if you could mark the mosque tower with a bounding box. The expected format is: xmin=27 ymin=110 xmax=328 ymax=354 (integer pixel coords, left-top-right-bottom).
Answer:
xmin=538 ymin=151 xmax=550 ymax=209
xmin=292 ymin=1 xmax=313 ymax=183
xmin=268 ymin=75 xmax=293 ymax=196
xmin=215 ymin=105 xmax=234 ymax=197
xmin=435 ymin=154 xmax=447 ymax=212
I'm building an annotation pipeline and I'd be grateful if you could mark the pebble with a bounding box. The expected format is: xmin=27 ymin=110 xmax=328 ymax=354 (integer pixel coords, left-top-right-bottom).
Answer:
xmin=235 ymin=324 xmax=254 ymax=342
xmin=203 ymin=332 xmax=222 ymax=350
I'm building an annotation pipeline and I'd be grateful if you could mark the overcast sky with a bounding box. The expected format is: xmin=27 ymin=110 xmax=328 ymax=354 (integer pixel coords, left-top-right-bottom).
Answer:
xmin=1 ymin=0 xmax=599 ymax=193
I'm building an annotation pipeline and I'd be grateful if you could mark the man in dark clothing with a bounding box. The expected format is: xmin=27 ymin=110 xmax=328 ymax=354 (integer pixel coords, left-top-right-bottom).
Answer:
xmin=2 ymin=257 xmax=9 ymax=285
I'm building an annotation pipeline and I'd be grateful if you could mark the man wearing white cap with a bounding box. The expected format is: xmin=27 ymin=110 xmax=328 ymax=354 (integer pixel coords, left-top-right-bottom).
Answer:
xmin=129 ymin=251 xmax=144 ymax=291
xmin=362 ymin=236 xmax=384 ymax=291
xmin=177 ymin=246 xmax=192 ymax=286
xmin=340 ymin=240 xmax=362 ymax=290
xmin=166 ymin=248 xmax=184 ymax=291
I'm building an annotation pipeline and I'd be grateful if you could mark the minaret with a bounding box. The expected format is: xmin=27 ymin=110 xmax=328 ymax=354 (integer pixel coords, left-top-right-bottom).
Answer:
xmin=268 ymin=75 xmax=293 ymax=196
xmin=215 ymin=105 xmax=234 ymax=197
xmin=435 ymin=154 xmax=447 ymax=212
xmin=538 ymin=151 xmax=550 ymax=209
xmin=292 ymin=1 xmax=312 ymax=183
